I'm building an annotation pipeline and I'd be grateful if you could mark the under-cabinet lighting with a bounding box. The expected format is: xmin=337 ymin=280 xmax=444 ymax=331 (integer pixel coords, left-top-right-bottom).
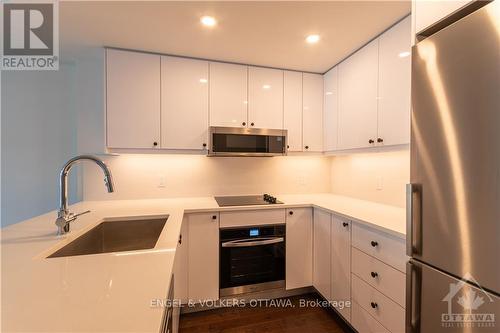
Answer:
xmin=399 ymin=51 xmax=411 ymax=58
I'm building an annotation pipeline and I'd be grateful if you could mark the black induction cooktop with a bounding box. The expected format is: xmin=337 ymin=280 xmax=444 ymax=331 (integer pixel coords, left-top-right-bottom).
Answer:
xmin=214 ymin=194 xmax=283 ymax=207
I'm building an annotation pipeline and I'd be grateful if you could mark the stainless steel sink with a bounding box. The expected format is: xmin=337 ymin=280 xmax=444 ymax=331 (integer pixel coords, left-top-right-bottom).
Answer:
xmin=47 ymin=217 xmax=168 ymax=258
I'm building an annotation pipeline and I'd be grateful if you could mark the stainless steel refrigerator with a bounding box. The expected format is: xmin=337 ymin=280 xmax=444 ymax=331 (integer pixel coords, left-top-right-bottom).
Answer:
xmin=407 ymin=1 xmax=500 ymax=332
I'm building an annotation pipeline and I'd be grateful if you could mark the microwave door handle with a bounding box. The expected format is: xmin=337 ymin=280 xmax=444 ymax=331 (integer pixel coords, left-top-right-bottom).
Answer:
xmin=221 ymin=237 xmax=284 ymax=248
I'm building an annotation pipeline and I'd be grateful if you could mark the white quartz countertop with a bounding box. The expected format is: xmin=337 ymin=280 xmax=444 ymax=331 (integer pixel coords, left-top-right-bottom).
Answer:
xmin=1 ymin=194 xmax=405 ymax=332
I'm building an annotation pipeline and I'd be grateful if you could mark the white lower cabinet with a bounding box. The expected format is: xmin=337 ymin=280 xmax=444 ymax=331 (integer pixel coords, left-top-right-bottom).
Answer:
xmin=331 ymin=215 xmax=352 ymax=321
xmin=187 ymin=212 xmax=219 ymax=302
xmin=351 ymin=301 xmax=390 ymax=333
xmin=286 ymin=208 xmax=313 ymax=289
xmin=352 ymin=274 xmax=405 ymax=333
xmin=312 ymin=208 xmax=331 ymax=299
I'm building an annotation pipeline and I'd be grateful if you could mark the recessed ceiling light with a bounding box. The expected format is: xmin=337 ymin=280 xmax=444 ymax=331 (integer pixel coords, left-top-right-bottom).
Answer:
xmin=306 ymin=34 xmax=320 ymax=44
xmin=325 ymin=91 xmax=333 ymax=95
xmin=262 ymin=84 xmax=271 ymax=89
xmin=399 ymin=51 xmax=411 ymax=58
xmin=201 ymin=16 xmax=217 ymax=27
xmin=199 ymin=78 xmax=208 ymax=83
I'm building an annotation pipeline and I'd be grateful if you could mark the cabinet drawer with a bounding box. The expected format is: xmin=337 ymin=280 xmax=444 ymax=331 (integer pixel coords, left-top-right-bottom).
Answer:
xmin=352 ymin=274 xmax=405 ymax=333
xmin=219 ymin=209 xmax=285 ymax=228
xmin=351 ymin=301 xmax=390 ymax=333
xmin=352 ymin=223 xmax=406 ymax=272
xmin=352 ymin=248 xmax=406 ymax=307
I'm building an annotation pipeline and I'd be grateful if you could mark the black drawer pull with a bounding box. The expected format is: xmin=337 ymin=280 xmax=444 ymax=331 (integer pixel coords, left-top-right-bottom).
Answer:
xmin=371 ymin=302 xmax=378 ymax=309
xmin=342 ymin=222 xmax=348 ymax=227
xmin=371 ymin=271 xmax=378 ymax=278
xmin=371 ymin=241 xmax=378 ymax=247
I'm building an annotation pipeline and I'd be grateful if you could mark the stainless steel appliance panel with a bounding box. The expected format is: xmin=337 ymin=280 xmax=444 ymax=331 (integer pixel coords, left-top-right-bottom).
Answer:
xmin=407 ymin=259 xmax=500 ymax=333
xmin=409 ymin=1 xmax=500 ymax=293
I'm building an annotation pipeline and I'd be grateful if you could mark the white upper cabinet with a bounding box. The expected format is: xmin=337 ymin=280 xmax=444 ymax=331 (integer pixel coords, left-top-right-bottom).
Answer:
xmin=378 ymin=16 xmax=411 ymax=146
xmin=106 ymin=49 xmax=161 ymax=149
xmin=248 ymin=67 xmax=284 ymax=129
xmin=323 ymin=66 xmax=339 ymax=151
xmin=338 ymin=39 xmax=379 ymax=150
xmin=161 ymin=56 xmax=209 ymax=150
xmin=414 ymin=0 xmax=472 ymax=34
xmin=283 ymin=71 xmax=303 ymax=151
xmin=302 ymin=73 xmax=324 ymax=152
xmin=209 ymin=62 xmax=248 ymax=127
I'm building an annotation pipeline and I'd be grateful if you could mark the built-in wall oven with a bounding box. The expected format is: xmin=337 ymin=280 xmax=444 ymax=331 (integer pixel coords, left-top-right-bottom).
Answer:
xmin=219 ymin=225 xmax=285 ymax=297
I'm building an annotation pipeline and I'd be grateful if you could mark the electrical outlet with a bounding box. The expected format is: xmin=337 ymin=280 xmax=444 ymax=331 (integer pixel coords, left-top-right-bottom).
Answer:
xmin=158 ymin=174 xmax=166 ymax=188
xmin=297 ymin=176 xmax=306 ymax=186
xmin=376 ymin=176 xmax=383 ymax=191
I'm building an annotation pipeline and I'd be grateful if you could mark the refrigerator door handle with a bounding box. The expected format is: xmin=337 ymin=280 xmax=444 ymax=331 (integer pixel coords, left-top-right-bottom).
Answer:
xmin=406 ymin=183 xmax=422 ymax=256
xmin=406 ymin=260 xmax=422 ymax=333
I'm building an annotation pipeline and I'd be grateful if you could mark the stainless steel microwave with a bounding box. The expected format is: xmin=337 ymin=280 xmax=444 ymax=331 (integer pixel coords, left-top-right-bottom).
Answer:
xmin=208 ymin=127 xmax=287 ymax=157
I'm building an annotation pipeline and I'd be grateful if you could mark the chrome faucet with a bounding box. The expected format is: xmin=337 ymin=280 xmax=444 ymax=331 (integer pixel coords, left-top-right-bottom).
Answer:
xmin=55 ymin=155 xmax=114 ymax=235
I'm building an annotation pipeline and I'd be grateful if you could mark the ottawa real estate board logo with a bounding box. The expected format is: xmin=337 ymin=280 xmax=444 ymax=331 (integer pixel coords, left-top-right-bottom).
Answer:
xmin=1 ymin=0 xmax=59 ymax=70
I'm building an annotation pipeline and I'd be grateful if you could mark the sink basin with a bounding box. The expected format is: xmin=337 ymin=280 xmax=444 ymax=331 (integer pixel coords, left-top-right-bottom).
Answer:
xmin=47 ymin=217 xmax=168 ymax=258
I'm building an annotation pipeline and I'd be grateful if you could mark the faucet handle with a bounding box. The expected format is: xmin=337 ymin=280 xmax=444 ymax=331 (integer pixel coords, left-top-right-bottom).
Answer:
xmin=72 ymin=210 xmax=91 ymax=219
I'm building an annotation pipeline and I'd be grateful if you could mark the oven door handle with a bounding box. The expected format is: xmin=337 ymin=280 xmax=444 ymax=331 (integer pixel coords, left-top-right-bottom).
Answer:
xmin=221 ymin=237 xmax=284 ymax=248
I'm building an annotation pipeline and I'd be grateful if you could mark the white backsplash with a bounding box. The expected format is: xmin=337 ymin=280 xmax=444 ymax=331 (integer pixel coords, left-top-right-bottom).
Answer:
xmin=83 ymin=154 xmax=333 ymax=201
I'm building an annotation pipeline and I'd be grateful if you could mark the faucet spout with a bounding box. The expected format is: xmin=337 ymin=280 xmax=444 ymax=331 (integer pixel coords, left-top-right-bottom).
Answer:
xmin=57 ymin=155 xmax=114 ymax=235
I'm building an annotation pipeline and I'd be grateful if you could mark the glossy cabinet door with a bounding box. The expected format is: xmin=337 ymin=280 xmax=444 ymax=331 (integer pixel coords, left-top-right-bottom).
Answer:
xmin=106 ymin=49 xmax=161 ymax=149
xmin=323 ymin=66 xmax=339 ymax=151
xmin=161 ymin=56 xmax=209 ymax=150
xmin=248 ymin=67 xmax=284 ymax=129
xmin=174 ymin=216 xmax=189 ymax=304
xmin=209 ymin=62 xmax=248 ymax=127
xmin=313 ymin=208 xmax=331 ymax=299
xmin=286 ymin=208 xmax=313 ymax=290
xmin=377 ymin=16 xmax=411 ymax=146
xmin=414 ymin=0 xmax=472 ymax=34
xmin=338 ymin=39 xmax=378 ymax=150
xmin=302 ymin=73 xmax=324 ymax=152
xmin=283 ymin=71 xmax=303 ymax=151
xmin=187 ymin=213 xmax=219 ymax=302
xmin=331 ymin=215 xmax=352 ymax=321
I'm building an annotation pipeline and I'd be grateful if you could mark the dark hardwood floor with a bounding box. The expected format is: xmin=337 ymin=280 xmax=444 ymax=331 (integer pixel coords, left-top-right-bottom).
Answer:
xmin=179 ymin=293 xmax=353 ymax=333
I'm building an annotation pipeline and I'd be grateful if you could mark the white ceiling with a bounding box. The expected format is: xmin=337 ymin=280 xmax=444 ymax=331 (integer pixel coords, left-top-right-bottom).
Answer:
xmin=60 ymin=1 xmax=410 ymax=73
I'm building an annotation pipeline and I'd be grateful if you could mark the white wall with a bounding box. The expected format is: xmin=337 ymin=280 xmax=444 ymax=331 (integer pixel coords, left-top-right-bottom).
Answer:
xmin=1 ymin=64 xmax=81 ymax=227
xmin=330 ymin=149 xmax=410 ymax=207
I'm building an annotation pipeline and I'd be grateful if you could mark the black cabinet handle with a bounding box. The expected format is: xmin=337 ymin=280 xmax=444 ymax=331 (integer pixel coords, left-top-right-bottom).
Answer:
xmin=377 ymin=138 xmax=384 ymax=143
xmin=242 ymin=122 xmax=246 ymax=126
xmin=153 ymin=141 xmax=158 ymax=147
xmin=368 ymin=139 xmax=374 ymax=144
xmin=178 ymin=234 xmax=182 ymax=245
xmin=287 ymin=145 xmax=290 ymax=149
xmin=371 ymin=241 xmax=378 ymax=247
xmin=202 ymin=143 xmax=207 ymax=148
xmin=212 ymin=215 xmax=217 ymax=220
xmin=371 ymin=271 xmax=378 ymax=278
xmin=371 ymin=302 xmax=378 ymax=309
xmin=342 ymin=222 xmax=348 ymax=227
xmin=305 ymin=145 xmax=309 ymax=149
xmin=289 ymin=211 xmax=294 ymax=215
xmin=251 ymin=122 xmax=255 ymax=126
